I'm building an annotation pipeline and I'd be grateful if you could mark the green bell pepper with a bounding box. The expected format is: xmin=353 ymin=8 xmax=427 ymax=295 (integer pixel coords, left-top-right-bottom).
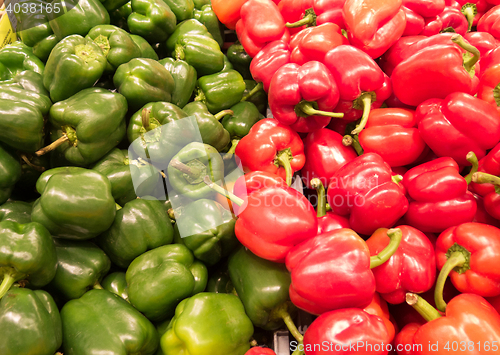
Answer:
xmin=160 ymin=292 xmax=254 ymax=355
xmin=164 ymin=0 xmax=195 ymax=21
xmin=48 ymin=0 xmax=110 ymax=40
xmin=110 ymin=1 xmax=133 ymax=31
xmin=207 ymin=265 xmax=234 ymax=293
xmin=93 ymin=148 xmax=160 ymax=205
xmin=222 ymin=54 xmax=234 ymax=72
xmin=227 ymin=42 xmax=253 ymax=80
xmin=48 ymin=239 xmax=111 ymax=300
xmin=102 ymin=271 xmax=129 ymax=301
xmin=102 ymin=0 xmax=131 ymax=12
xmin=222 ymin=101 xmax=262 ymax=155
xmin=159 ymin=57 xmax=197 ymax=108
xmin=0 ymin=221 xmax=57 ymax=299
xmin=131 ymin=34 xmax=159 ymax=60
xmin=228 ymin=247 xmax=297 ymax=330
xmin=114 ymin=58 xmax=175 ymax=110
xmin=183 ymin=101 xmax=231 ymax=151
xmin=165 ymin=19 xmax=212 ymax=53
xmin=155 ymin=319 xmax=171 ymax=355
xmin=0 ymin=100 xmax=43 ymax=153
xmin=0 ymin=144 xmax=21 ymax=205
xmin=31 ymin=168 xmax=116 ymax=240
xmin=244 ymin=80 xmax=268 ymax=115
xmin=193 ymin=5 xmax=224 ymax=48
xmin=175 ymin=34 xmax=225 ymax=77
xmin=173 ymin=199 xmax=238 ymax=266
xmin=0 ymin=69 xmax=48 ymax=95
xmin=126 ymin=244 xmax=207 ymax=321
xmin=86 ymin=25 xmax=142 ymax=72
xmin=43 ymin=35 xmax=107 ymax=102
xmin=61 ymin=289 xmax=159 ymax=355
xmin=128 ymin=0 xmax=177 ymax=43
xmin=193 ymin=0 xmax=210 ymax=9
xmin=0 ymin=84 xmax=52 ymax=116
xmin=97 ymin=199 xmax=174 ymax=268
xmin=167 ymin=142 xmax=224 ymax=199
xmin=0 ymin=288 xmax=62 ymax=355
xmin=0 ymin=201 xmax=32 ymax=224
xmin=42 ymin=87 xmax=127 ymax=166
xmin=195 ymin=69 xmax=246 ymax=114
xmin=0 ymin=42 xmax=44 ymax=81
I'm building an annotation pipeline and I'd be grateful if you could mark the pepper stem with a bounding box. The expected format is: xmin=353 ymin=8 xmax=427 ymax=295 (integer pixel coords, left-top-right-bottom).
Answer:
xmin=93 ymin=280 xmax=103 ymax=289
xmin=174 ymin=44 xmax=185 ymax=60
xmin=461 ymin=3 xmax=477 ymax=32
xmin=392 ymin=175 xmax=403 ymax=185
xmin=276 ymin=149 xmax=294 ymax=186
xmin=296 ymin=101 xmax=344 ymax=118
xmin=351 ymin=93 xmax=373 ymax=135
xmin=285 ymin=8 xmax=317 ymax=28
xmin=19 ymin=154 xmax=45 ymax=172
xmin=406 ymin=293 xmax=443 ymax=322
xmin=35 ymin=134 xmax=69 ymax=156
xmin=170 ymin=159 xmax=203 ymax=178
xmin=203 ymin=176 xmax=244 ymax=206
xmin=241 ymin=82 xmax=264 ymax=102
xmin=311 ymin=178 xmax=327 ymax=218
xmin=452 ymin=35 xmax=480 ymax=73
xmin=472 ymin=172 xmax=500 ymax=187
xmin=115 ymin=203 xmax=122 ymax=211
xmin=370 ymin=228 xmax=403 ymax=269
xmin=435 ymin=248 xmax=469 ymax=312
xmin=223 ymin=139 xmax=240 ymax=160
xmin=342 ymin=135 xmax=363 ymax=155
xmin=0 ymin=268 xmax=25 ymax=300
xmin=274 ymin=303 xmax=303 ymax=343
xmin=464 ymin=151 xmax=479 ymax=184
xmin=142 ymin=109 xmax=150 ymax=130
xmin=214 ymin=110 xmax=234 ymax=121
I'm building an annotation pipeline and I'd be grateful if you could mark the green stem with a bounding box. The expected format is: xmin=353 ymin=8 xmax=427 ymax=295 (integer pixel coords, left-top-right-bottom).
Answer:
xmin=214 ymin=110 xmax=233 ymax=121
xmin=464 ymin=151 xmax=479 ymax=184
xmin=19 ymin=154 xmax=45 ymax=172
xmin=342 ymin=135 xmax=363 ymax=155
xmin=170 ymin=159 xmax=203 ymax=179
xmin=223 ymin=139 xmax=240 ymax=160
xmin=142 ymin=108 xmax=150 ymax=130
xmin=310 ymin=178 xmax=326 ymax=218
xmin=392 ymin=175 xmax=403 ymax=185
xmin=174 ymin=44 xmax=185 ymax=60
xmin=461 ymin=3 xmax=477 ymax=32
xmin=285 ymin=8 xmax=316 ymax=28
xmin=276 ymin=150 xmax=293 ymax=186
xmin=93 ymin=280 xmax=103 ymax=290
xmin=276 ymin=308 xmax=303 ymax=343
xmin=370 ymin=228 xmax=403 ymax=268
xmin=297 ymin=101 xmax=344 ymax=118
xmin=241 ymin=82 xmax=264 ymax=102
xmin=249 ymin=339 xmax=258 ymax=347
xmin=0 ymin=269 xmax=25 ymax=300
xmin=115 ymin=203 xmax=122 ymax=211
xmin=435 ymin=250 xmax=468 ymax=312
xmin=452 ymin=34 xmax=480 ymax=72
xmin=35 ymin=134 xmax=69 ymax=156
xmin=472 ymin=172 xmax=500 ymax=186
xmin=406 ymin=293 xmax=443 ymax=322
xmin=350 ymin=93 xmax=372 ymax=135
xmin=203 ymin=176 xmax=244 ymax=206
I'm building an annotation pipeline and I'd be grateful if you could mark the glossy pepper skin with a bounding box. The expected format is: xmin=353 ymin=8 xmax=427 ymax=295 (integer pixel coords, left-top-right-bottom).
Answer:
xmin=311 ymin=179 xmax=351 ymax=234
xmin=160 ymin=293 xmax=254 ymax=355
xmin=47 ymin=239 xmax=111 ymax=300
xmin=477 ymin=64 xmax=500 ymax=112
xmin=0 ymin=145 xmax=21 ymax=205
xmin=465 ymin=31 xmax=499 ymax=56
xmin=228 ymin=247 xmax=295 ymax=330
xmin=195 ymin=69 xmax=246 ymax=114
xmin=127 ymin=0 xmax=176 ymax=43
xmin=366 ymin=226 xmax=436 ymax=304
xmin=114 ymin=58 xmax=175 ymax=110
xmin=358 ymin=108 xmax=427 ymax=167
xmin=302 ymin=308 xmax=392 ymax=355
xmin=269 ymin=61 xmax=342 ymax=132
xmin=227 ymin=42 xmax=253 ymax=79
xmin=43 ymin=35 xmax=107 ymax=103
xmin=343 ymin=0 xmax=406 ymax=59
xmin=301 ymin=128 xmax=357 ymax=189
xmin=0 ymin=221 xmax=57 ymax=299
xmin=193 ymin=5 xmax=225 ymax=48
xmin=417 ymin=92 xmax=500 ymax=166
xmin=32 ymin=168 xmax=116 ymax=240
xmin=0 ymin=201 xmax=32 ymax=224
xmin=0 ymin=42 xmax=44 ymax=80
xmin=402 ymin=158 xmax=477 ymax=233
xmin=98 ymin=199 xmax=174 ymax=268
xmin=61 ymin=289 xmax=159 ymax=355
xmin=236 ymin=0 xmax=290 ymax=57
xmin=166 ymin=19 xmax=213 ymax=53
xmin=401 ymin=0 xmax=445 ymax=35
xmin=250 ymin=40 xmax=290 ymax=92
xmin=235 ymin=119 xmax=306 ymax=186
xmin=478 ymin=5 xmax=500 ymax=39
xmin=173 ymin=34 xmax=225 ymax=77
xmin=126 ymin=244 xmax=208 ymax=321
xmin=159 ymin=57 xmax=197 ymax=108
xmin=327 ymin=153 xmax=408 ymax=236
xmin=173 ymin=199 xmax=238 ymax=266
xmin=222 ymin=102 xmax=262 ymax=142
xmin=245 ymin=348 xmax=276 ymax=355
xmin=47 ymin=88 xmax=127 ymax=166
xmin=131 ymin=34 xmax=159 ymax=59
xmin=211 ymin=0 xmax=248 ymax=30
xmin=102 ymin=272 xmax=129 ymax=301
xmin=0 ymin=288 xmax=62 ymax=355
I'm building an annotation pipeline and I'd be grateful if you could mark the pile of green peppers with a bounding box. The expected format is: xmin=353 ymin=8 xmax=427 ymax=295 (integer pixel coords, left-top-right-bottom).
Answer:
xmin=0 ymin=2 xmax=279 ymax=354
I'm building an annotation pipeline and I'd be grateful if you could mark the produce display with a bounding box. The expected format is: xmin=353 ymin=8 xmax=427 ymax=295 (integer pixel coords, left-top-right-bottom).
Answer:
xmin=4 ymin=0 xmax=500 ymax=354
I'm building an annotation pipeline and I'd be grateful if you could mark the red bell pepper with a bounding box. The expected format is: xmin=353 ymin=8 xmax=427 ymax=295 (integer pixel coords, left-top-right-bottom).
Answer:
xmin=434 ymin=222 xmax=500 ymax=313
xmin=310 ymin=178 xmax=351 ymax=234
xmin=478 ymin=5 xmax=500 ymax=39
xmin=366 ymin=225 xmax=436 ymax=305
xmin=487 ymin=295 xmax=500 ymax=313
xmin=250 ymin=40 xmax=291 ymax=93
xmin=402 ymin=0 xmax=446 ymax=35
xmin=358 ymin=108 xmax=428 ymax=167
xmin=245 ymin=348 xmax=276 ymax=355
xmin=323 ymin=45 xmax=392 ymax=132
xmin=212 ymin=0 xmax=248 ymax=29
xmin=379 ymin=36 xmax=426 ymax=76
xmin=416 ymin=92 xmax=500 ymax=166
xmin=235 ymin=119 xmax=306 ymax=186
xmin=477 ymin=64 xmax=500 ymax=112
xmin=472 ymin=192 xmax=500 ymax=228
xmin=301 ymin=128 xmax=357 ymax=189
xmin=327 ymin=153 xmax=408 ymax=236
xmin=477 ymin=43 xmax=500 ymax=76
xmin=472 ymin=174 xmax=500 ymax=220
xmin=428 ymin=6 xmax=469 ymax=35
xmin=394 ymin=323 xmax=421 ymax=355
xmin=450 ymin=0 xmax=493 ymax=30
xmin=279 ymin=0 xmax=346 ymax=34
xmin=288 ymin=23 xmax=348 ymax=64
xmin=343 ymin=0 xmax=407 ymax=59
xmin=302 ymin=308 xmax=392 ymax=355
xmin=364 ymin=292 xmax=397 ymax=343
xmin=403 ymin=157 xmax=477 ymax=233
xmin=235 ymin=0 xmax=290 ymax=57
xmin=469 ymin=141 xmax=500 ymax=196
xmin=268 ymin=61 xmax=343 ymax=132
xmin=404 ymin=293 xmax=500 ymax=354
xmin=392 ymin=35 xmax=480 ymax=107
xmin=286 ymin=228 xmax=402 ymax=314
xmin=464 ymin=31 xmax=500 ymax=55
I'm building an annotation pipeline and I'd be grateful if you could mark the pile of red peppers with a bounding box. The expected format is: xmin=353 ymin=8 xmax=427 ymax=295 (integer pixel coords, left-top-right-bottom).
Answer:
xmin=210 ymin=0 xmax=500 ymax=353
